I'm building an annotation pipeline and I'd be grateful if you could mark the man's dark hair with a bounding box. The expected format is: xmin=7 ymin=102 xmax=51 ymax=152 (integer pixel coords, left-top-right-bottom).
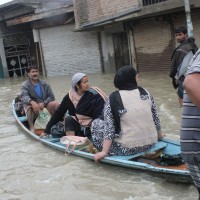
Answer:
xmin=26 ymin=65 xmax=39 ymax=73
xmin=174 ymin=26 xmax=187 ymax=34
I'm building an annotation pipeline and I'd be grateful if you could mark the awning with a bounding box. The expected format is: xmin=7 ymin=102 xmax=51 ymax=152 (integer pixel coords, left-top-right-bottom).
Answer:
xmin=6 ymin=6 xmax=73 ymax=26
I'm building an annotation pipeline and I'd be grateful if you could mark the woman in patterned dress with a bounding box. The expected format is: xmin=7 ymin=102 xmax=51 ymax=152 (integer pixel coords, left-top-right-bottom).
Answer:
xmin=91 ymin=65 xmax=164 ymax=162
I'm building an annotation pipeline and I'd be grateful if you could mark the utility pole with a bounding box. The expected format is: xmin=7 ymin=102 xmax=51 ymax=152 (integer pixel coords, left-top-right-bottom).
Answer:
xmin=184 ymin=0 xmax=193 ymax=37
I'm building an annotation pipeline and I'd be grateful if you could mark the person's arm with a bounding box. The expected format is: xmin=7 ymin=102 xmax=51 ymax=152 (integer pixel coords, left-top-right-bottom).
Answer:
xmin=43 ymin=94 xmax=69 ymax=135
xmin=21 ymin=83 xmax=32 ymax=105
xmin=43 ymin=83 xmax=55 ymax=106
xmin=178 ymin=51 xmax=193 ymax=78
xmin=94 ymin=139 xmax=112 ymax=162
xmin=184 ymin=73 xmax=200 ymax=107
xmin=149 ymin=93 xmax=164 ymax=140
xmin=170 ymin=49 xmax=187 ymax=89
xmin=183 ymin=50 xmax=200 ymax=107
xmin=94 ymin=98 xmax=115 ymax=162
xmin=170 ymin=50 xmax=182 ymax=78
xmin=30 ymin=100 xmax=41 ymax=113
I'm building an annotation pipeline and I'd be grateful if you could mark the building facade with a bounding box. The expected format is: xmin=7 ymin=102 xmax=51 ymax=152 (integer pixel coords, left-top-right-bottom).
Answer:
xmin=0 ymin=0 xmax=102 ymax=78
xmin=0 ymin=0 xmax=199 ymax=78
xmin=74 ymin=0 xmax=200 ymax=73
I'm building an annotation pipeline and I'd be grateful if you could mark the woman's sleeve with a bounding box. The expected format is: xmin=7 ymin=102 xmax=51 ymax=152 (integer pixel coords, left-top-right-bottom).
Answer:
xmin=149 ymin=93 xmax=161 ymax=131
xmin=103 ymin=98 xmax=116 ymax=141
xmin=44 ymin=94 xmax=69 ymax=134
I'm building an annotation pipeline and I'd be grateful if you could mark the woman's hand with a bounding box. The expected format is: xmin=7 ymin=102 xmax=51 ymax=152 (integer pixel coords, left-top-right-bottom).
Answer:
xmin=94 ymin=151 xmax=107 ymax=163
xmin=94 ymin=139 xmax=111 ymax=162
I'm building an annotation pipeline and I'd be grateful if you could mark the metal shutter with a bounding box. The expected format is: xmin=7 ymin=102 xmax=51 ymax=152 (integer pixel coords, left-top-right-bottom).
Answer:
xmin=132 ymin=18 xmax=173 ymax=72
xmin=39 ymin=24 xmax=101 ymax=76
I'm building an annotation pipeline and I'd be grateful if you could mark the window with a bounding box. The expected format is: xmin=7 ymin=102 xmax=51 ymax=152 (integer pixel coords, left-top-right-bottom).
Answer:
xmin=143 ymin=0 xmax=168 ymax=6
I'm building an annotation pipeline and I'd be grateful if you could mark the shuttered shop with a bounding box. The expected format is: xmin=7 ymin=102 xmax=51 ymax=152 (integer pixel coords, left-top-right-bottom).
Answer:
xmin=39 ymin=24 xmax=101 ymax=76
xmin=132 ymin=18 xmax=173 ymax=72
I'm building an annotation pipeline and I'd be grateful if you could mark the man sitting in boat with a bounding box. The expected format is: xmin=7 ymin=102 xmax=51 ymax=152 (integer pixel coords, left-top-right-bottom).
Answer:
xmin=91 ymin=65 xmax=164 ymax=162
xmin=21 ymin=65 xmax=60 ymax=133
xmin=40 ymin=72 xmax=107 ymax=138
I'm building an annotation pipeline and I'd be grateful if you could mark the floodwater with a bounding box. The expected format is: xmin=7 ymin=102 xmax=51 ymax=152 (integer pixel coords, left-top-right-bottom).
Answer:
xmin=0 ymin=72 xmax=198 ymax=200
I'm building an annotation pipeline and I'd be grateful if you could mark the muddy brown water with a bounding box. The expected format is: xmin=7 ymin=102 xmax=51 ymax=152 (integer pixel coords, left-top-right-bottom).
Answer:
xmin=0 ymin=72 xmax=198 ymax=200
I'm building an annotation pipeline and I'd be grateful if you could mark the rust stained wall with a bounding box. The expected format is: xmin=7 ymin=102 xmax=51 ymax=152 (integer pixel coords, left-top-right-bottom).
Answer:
xmin=74 ymin=0 xmax=139 ymax=28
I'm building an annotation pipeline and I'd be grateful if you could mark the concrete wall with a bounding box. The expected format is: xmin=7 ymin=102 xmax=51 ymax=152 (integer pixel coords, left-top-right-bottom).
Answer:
xmin=39 ymin=24 xmax=101 ymax=76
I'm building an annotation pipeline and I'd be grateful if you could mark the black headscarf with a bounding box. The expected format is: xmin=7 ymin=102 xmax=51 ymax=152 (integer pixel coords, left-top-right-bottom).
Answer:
xmin=110 ymin=65 xmax=148 ymax=134
xmin=114 ymin=65 xmax=138 ymax=90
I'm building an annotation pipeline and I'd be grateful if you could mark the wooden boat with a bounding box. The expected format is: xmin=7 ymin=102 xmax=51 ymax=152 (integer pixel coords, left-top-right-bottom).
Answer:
xmin=12 ymin=100 xmax=192 ymax=183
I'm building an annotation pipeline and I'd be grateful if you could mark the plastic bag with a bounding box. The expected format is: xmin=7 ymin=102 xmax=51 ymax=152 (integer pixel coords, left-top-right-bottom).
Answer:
xmin=60 ymin=136 xmax=99 ymax=154
xmin=60 ymin=136 xmax=89 ymax=153
xmin=34 ymin=108 xmax=51 ymax=129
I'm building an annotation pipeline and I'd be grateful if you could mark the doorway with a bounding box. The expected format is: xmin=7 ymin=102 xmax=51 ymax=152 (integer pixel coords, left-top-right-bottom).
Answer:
xmin=3 ymin=33 xmax=32 ymax=77
xmin=113 ymin=32 xmax=130 ymax=71
xmin=5 ymin=44 xmax=31 ymax=77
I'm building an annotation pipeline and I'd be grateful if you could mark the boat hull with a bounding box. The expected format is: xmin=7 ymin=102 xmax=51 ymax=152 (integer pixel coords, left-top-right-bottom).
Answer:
xmin=12 ymin=100 xmax=192 ymax=183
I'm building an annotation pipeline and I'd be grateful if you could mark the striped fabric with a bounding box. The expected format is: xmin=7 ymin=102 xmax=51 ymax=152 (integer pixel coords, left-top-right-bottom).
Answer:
xmin=188 ymin=163 xmax=200 ymax=188
xmin=181 ymin=49 xmax=200 ymax=163
xmin=180 ymin=90 xmax=200 ymax=163
xmin=180 ymin=49 xmax=200 ymax=192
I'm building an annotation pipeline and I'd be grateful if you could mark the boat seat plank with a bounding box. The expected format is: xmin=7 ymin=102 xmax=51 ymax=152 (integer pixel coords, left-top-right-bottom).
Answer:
xmin=110 ymin=141 xmax=167 ymax=160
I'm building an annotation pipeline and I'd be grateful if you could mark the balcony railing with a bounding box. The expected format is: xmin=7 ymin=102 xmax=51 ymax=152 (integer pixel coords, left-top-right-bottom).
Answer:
xmin=143 ymin=0 xmax=168 ymax=6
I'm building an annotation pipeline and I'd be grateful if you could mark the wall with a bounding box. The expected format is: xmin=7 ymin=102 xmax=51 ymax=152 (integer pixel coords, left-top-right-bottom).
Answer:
xmin=74 ymin=0 xmax=140 ymax=28
xmin=39 ymin=24 xmax=101 ymax=76
xmin=129 ymin=17 xmax=173 ymax=72
xmin=35 ymin=0 xmax=73 ymax=13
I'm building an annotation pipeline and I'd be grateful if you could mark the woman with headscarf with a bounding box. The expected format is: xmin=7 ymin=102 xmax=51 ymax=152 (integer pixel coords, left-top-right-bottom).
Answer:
xmin=91 ymin=65 xmax=164 ymax=162
xmin=41 ymin=72 xmax=107 ymax=137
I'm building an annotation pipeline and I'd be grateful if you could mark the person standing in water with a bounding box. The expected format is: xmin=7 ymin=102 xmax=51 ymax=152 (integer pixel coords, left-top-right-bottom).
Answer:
xmin=169 ymin=26 xmax=198 ymax=106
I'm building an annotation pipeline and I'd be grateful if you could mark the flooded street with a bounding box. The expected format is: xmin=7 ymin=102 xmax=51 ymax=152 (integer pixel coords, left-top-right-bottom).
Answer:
xmin=0 ymin=72 xmax=198 ymax=200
